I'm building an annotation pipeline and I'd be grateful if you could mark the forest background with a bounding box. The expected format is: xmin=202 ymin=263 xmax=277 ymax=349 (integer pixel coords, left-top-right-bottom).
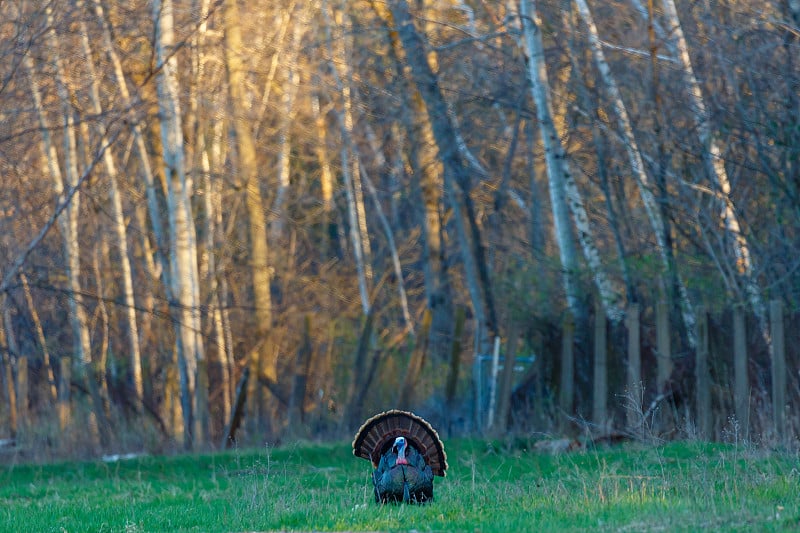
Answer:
xmin=1 ymin=0 xmax=799 ymax=459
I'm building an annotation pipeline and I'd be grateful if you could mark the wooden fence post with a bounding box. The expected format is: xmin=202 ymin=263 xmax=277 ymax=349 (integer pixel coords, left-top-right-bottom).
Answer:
xmin=733 ymin=306 xmax=749 ymax=438
xmin=695 ymin=307 xmax=711 ymax=440
xmin=656 ymin=301 xmax=672 ymax=432
xmin=593 ymin=301 xmax=607 ymax=433
xmin=626 ymin=304 xmax=641 ymax=432
xmin=3 ymin=353 xmax=17 ymax=438
xmin=770 ymin=300 xmax=786 ymax=443
xmin=559 ymin=312 xmax=575 ymax=432
xmin=495 ymin=327 xmax=519 ymax=436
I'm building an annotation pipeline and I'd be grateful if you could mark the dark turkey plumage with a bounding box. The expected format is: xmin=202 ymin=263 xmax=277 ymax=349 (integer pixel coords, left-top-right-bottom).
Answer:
xmin=352 ymin=410 xmax=447 ymax=503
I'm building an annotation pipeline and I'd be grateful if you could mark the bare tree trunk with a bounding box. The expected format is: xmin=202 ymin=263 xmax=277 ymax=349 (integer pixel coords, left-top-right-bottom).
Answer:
xmin=272 ymin=4 xmax=310 ymax=239
xmin=402 ymin=0 xmax=454 ymax=350
xmin=42 ymin=6 xmax=92 ymax=370
xmin=517 ymin=0 xmax=621 ymax=323
xmin=20 ymin=273 xmax=57 ymax=406
xmin=372 ymin=0 xmax=498 ymax=354
xmin=287 ymin=315 xmax=313 ymax=432
xmin=311 ymin=93 xmax=339 ymax=257
xmin=26 ymin=7 xmax=107 ymax=446
xmin=360 ymin=121 xmax=414 ymax=331
xmin=0 ymin=299 xmax=17 ymax=439
xmin=91 ymin=234 xmax=113 ymax=422
xmin=222 ymin=0 xmax=275 ymax=436
xmin=382 ymin=15 xmax=454 ymax=355
xmin=326 ymin=0 xmax=373 ymax=314
xmin=662 ymin=0 xmax=765 ymax=333
xmin=93 ymin=0 xmax=171 ymax=289
xmin=153 ymin=0 xmax=206 ymax=449
xmin=342 ymin=312 xmax=375 ymax=430
xmin=78 ymin=1 xmax=144 ymax=403
xmin=572 ymin=0 xmax=695 ymax=342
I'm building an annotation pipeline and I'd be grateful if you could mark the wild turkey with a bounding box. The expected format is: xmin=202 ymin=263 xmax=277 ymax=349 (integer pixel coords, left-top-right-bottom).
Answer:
xmin=352 ymin=409 xmax=447 ymax=503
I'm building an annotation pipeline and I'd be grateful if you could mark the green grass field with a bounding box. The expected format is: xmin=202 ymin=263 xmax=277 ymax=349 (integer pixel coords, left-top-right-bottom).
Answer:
xmin=1 ymin=439 xmax=798 ymax=532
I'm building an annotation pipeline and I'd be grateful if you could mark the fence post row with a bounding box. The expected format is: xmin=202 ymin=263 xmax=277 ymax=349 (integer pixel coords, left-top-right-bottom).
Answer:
xmin=559 ymin=312 xmax=575 ymax=432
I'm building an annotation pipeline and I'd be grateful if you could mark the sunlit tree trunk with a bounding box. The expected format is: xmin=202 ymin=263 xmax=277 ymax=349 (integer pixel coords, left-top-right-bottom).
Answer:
xmin=516 ymin=0 xmax=580 ymax=319
xmin=42 ymin=7 xmax=92 ymax=371
xmin=78 ymin=0 xmax=144 ymax=402
xmin=27 ymin=6 xmax=108 ymax=446
xmin=272 ymin=4 xmax=310 ymax=240
xmin=20 ymin=273 xmax=57 ymax=406
xmin=325 ymin=0 xmax=372 ymax=314
xmin=373 ymin=0 xmax=498 ymax=355
xmin=93 ymin=0 xmax=169 ymax=281
xmin=153 ymin=0 xmax=206 ymax=448
xmin=93 ymin=0 xmax=169 ymax=400
xmin=222 ymin=0 xmax=275 ymax=435
xmin=311 ymin=93 xmax=339 ymax=257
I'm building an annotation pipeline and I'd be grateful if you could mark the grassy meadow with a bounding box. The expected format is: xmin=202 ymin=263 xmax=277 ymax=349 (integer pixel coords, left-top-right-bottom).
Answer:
xmin=1 ymin=439 xmax=798 ymax=532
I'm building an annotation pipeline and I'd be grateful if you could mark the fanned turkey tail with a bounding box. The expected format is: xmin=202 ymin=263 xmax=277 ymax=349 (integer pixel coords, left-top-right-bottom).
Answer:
xmin=352 ymin=409 xmax=448 ymax=477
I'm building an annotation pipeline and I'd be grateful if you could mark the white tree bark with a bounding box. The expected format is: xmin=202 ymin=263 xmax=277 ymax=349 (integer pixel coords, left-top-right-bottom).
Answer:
xmin=93 ymin=0 xmax=171 ymax=288
xmin=518 ymin=0 xmax=622 ymax=322
xmin=573 ymin=0 xmax=696 ymax=341
xmin=78 ymin=1 xmax=144 ymax=402
xmin=325 ymin=0 xmax=372 ymax=314
xmin=628 ymin=0 xmax=767 ymax=334
xmin=42 ymin=5 xmax=93 ymax=368
xmin=361 ymin=122 xmax=415 ymax=331
xmin=312 ymin=94 xmax=335 ymax=213
xmin=153 ymin=0 xmax=205 ymax=448
xmin=272 ymin=4 xmax=310 ymax=239
xmin=659 ymin=0 xmax=765 ymax=329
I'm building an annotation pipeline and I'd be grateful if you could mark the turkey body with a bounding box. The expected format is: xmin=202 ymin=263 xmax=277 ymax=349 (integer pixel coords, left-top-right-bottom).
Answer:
xmin=352 ymin=410 xmax=447 ymax=504
xmin=372 ymin=443 xmax=434 ymax=503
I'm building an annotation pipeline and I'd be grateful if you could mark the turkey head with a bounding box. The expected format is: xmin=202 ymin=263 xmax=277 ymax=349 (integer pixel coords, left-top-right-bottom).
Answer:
xmin=352 ymin=410 xmax=447 ymax=503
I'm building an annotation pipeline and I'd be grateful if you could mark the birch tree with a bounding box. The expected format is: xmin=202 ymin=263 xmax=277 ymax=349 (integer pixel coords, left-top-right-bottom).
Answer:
xmin=271 ymin=3 xmax=310 ymax=240
xmin=92 ymin=0 xmax=172 ymax=351
xmin=153 ymin=0 xmax=206 ymax=448
xmin=77 ymin=0 xmax=144 ymax=403
xmin=42 ymin=5 xmax=93 ymax=373
xmin=571 ymin=0 xmax=696 ymax=341
xmin=325 ymin=0 xmax=373 ymax=314
xmin=662 ymin=0 xmax=765 ymax=332
xmin=21 ymin=4 xmax=111 ymax=445
xmin=630 ymin=0 xmax=767 ymax=334
xmin=516 ymin=0 xmax=625 ymax=322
